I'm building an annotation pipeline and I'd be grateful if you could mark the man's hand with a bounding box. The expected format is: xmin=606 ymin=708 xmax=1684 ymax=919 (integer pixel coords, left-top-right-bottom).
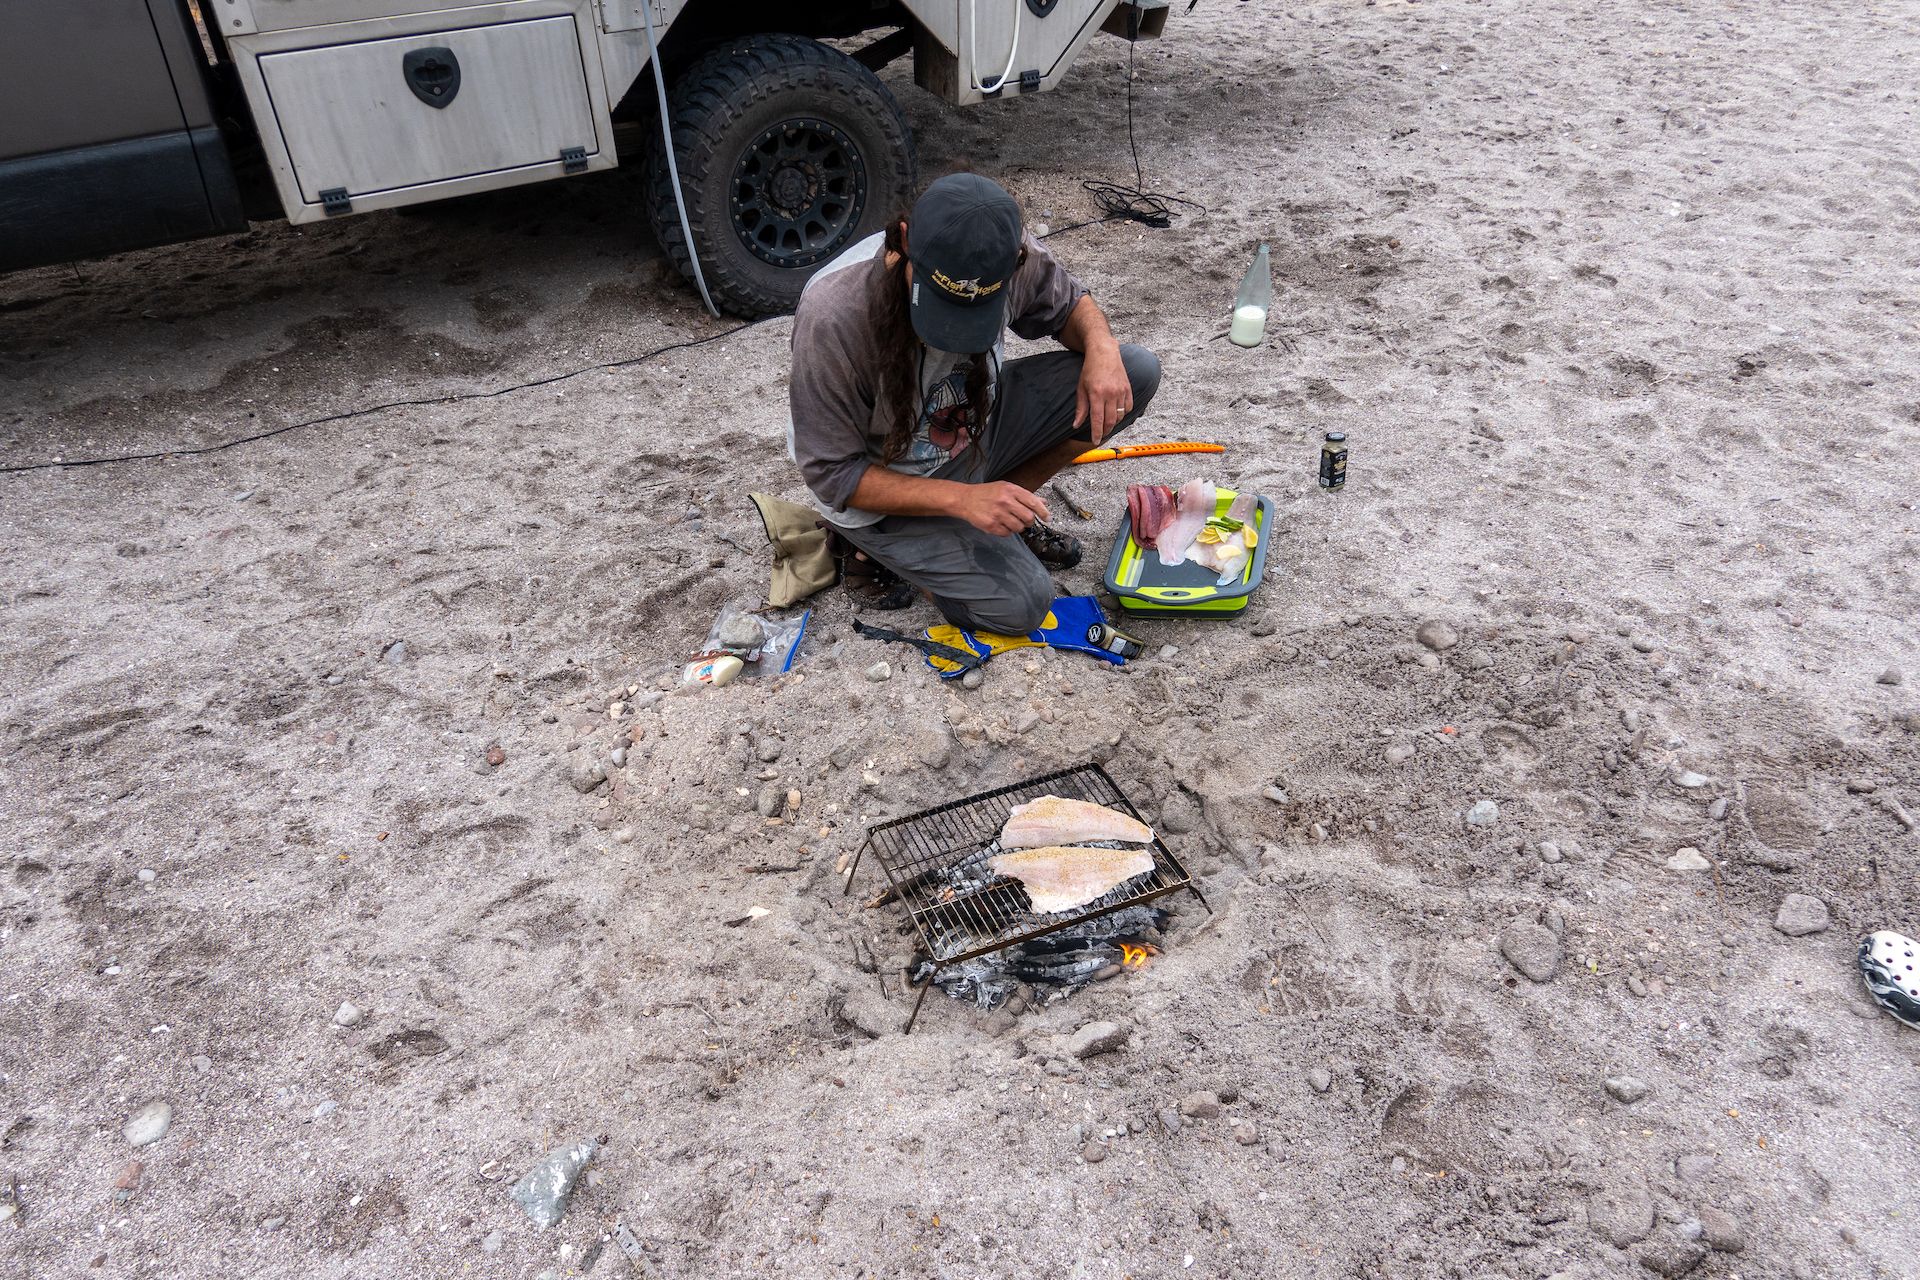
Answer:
xmin=1073 ymin=345 xmax=1133 ymax=444
xmin=949 ymin=481 xmax=1050 ymax=536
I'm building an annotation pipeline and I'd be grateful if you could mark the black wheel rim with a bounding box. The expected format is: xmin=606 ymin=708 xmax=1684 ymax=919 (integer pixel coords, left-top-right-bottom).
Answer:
xmin=729 ymin=118 xmax=868 ymax=269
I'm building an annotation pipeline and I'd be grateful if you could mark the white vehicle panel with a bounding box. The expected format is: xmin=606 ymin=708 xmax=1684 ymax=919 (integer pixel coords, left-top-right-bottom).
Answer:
xmin=228 ymin=0 xmax=616 ymax=223
xmin=261 ymin=15 xmax=595 ymax=201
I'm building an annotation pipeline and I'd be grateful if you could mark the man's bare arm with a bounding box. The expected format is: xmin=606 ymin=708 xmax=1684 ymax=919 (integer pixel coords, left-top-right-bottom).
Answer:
xmin=846 ymin=467 xmax=966 ymax=518
xmin=847 ymin=466 xmax=1048 ymax=536
xmin=1055 ymin=293 xmax=1121 ymax=359
xmin=1053 ymin=294 xmax=1132 ymax=442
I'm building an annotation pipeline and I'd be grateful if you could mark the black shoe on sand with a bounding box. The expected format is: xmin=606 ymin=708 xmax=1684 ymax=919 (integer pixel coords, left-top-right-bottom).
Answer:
xmin=1022 ymin=520 xmax=1082 ymax=571
xmin=828 ymin=531 xmax=915 ymax=611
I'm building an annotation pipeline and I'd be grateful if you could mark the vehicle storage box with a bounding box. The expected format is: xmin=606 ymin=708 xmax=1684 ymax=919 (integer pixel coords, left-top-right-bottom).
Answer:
xmin=229 ymin=0 xmax=614 ymax=222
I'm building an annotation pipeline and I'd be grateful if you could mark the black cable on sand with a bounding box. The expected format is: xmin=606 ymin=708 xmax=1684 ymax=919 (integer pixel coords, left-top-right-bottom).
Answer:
xmin=1042 ymin=25 xmax=1204 ymax=241
xmin=2 ymin=320 xmax=768 ymax=475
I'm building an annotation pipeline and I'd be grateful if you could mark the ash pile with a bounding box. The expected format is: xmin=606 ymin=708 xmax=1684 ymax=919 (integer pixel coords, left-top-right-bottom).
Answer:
xmin=911 ymin=898 xmax=1169 ymax=1010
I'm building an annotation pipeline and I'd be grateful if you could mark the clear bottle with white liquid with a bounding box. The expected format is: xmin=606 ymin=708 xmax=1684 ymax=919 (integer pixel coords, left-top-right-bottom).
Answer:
xmin=1229 ymin=242 xmax=1272 ymax=348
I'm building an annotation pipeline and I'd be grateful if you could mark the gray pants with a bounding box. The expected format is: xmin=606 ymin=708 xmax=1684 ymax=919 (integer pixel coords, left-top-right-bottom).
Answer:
xmin=840 ymin=343 xmax=1162 ymax=634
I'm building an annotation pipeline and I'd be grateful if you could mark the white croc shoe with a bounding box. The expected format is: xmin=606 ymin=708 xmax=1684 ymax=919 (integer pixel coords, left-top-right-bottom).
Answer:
xmin=1859 ymin=931 xmax=1920 ymax=1030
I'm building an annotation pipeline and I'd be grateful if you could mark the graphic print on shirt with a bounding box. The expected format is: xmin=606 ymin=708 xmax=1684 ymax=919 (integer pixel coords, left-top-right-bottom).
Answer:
xmin=900 ymin=360 xmax=979 ymax=471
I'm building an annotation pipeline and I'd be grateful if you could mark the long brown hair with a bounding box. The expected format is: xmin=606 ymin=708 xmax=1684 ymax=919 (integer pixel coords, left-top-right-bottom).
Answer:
xmin=871 ymin=215 xmax=996 ymax=465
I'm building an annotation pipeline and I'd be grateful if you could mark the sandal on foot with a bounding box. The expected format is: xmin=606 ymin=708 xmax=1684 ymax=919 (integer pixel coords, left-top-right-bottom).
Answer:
xmin=1021 ymin=519 xmax=1082 ymax=571
xmin=829 ymin=533 xmax=915 ymax=611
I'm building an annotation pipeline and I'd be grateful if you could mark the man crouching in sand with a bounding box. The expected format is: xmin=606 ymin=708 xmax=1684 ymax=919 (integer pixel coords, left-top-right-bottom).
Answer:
xmin=787 ymin=172 xmax=1161 ymax=634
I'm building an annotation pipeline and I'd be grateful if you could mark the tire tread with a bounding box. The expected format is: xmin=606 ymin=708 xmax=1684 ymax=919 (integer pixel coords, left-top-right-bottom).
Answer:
xmin=644 ymin=34 xmax=916 ymax=318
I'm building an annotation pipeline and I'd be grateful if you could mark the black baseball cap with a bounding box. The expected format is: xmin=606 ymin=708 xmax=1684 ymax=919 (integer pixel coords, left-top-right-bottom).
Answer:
xmin=907 ymin=174 xmax=1024 ymax=354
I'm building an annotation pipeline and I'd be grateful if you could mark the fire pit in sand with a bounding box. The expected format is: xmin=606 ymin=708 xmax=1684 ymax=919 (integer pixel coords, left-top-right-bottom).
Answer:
xmin=845 ymin=764 xmax=1208 ymax=1032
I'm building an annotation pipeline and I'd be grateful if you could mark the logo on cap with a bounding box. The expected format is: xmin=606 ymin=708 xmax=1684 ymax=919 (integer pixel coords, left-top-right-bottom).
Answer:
xmin=927 ymin=267 xmax=1005 ymax=306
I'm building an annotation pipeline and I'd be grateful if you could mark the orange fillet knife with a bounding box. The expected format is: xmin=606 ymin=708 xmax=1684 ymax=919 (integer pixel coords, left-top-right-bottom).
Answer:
xmin=1072 ymin=441 xmax=1226 ymax=465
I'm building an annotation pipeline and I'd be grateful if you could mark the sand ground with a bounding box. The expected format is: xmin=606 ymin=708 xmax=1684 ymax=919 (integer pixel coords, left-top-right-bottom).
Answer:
xmin=3 ymin=1 xmax=1918 ymax=1277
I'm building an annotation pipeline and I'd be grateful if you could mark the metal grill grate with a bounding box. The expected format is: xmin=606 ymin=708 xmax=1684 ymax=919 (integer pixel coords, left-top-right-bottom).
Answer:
xmin=846 ymin=764 xmax=1206 ymax=1031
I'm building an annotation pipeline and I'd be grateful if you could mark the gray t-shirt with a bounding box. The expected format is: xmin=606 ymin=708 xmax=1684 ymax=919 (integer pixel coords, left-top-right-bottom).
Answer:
xmin=786 ymin=231 xmax=1086 ymax=528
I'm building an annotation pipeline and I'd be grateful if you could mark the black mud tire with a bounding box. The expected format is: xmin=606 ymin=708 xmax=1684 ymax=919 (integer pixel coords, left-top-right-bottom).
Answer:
xmin=644 ymin=34 xmax=917 ymax=318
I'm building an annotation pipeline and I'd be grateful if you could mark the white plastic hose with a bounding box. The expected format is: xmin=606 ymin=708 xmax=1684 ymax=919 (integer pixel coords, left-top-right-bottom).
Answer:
xmin=640 ymin=0 xmax=720 ymax=318
xmin=970 ymin=0 xmax=1022 ymax=95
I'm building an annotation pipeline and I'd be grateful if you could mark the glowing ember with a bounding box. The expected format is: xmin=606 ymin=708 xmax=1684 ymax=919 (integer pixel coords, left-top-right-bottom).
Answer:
xmin=1119 ymin=942 xmax=1158 ymax=969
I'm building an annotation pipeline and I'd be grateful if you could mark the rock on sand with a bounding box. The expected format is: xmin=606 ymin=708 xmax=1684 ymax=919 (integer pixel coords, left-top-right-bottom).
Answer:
xmin=1499 ymin=922 xmax=1562 ymax=982
xmin=1665 ymin=848 xmax=1710 ymax=872
xmin=123 ymin=1101 xmax=172 ymax=1147
xmin=1638 ymin=1240 xmax=1708 ymax=1277
xmin=1697 ymin=1206 xmax=1745 ymax=1253
xmin=1604 ymin=1075 xmax=1649 ymax=1103
xmin=1178 ymin=1090 xmax=1222 ymax=1119
xmin=511 ymin=1138 xmax=598 ymax=1228
xmin=1068 ymin=1021 xmax=1129 ymax=1059
xmin=1772 ymin=893 xmax=1830 ymax=937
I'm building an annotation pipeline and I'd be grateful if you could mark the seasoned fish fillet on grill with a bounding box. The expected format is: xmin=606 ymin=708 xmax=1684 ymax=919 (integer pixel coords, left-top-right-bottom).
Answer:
xmin=987 ymin=845 xmax=1157 ymax=914
xmin=999 ymin=795 xmax=1153 ymax=850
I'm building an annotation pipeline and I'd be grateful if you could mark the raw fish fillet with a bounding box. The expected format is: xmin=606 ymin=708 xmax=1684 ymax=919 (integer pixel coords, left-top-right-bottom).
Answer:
xmin=1190 ymin=539 xmax=1248 ymax=584
xmin=1145 ymin=485 xmax=1177 ymax=544
xmin=1156 ymin=479 xmax=1216 ymax=566
xmin=988 ymin=845 xmax=1157 ymax=914
xmin=999 ymin=795 xmax=1154 ymax=849
xmin=1126 ymin=483 xmax=1177 ymax=549
xmin=1188 ymin=491 xmax=1259 ymax=582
